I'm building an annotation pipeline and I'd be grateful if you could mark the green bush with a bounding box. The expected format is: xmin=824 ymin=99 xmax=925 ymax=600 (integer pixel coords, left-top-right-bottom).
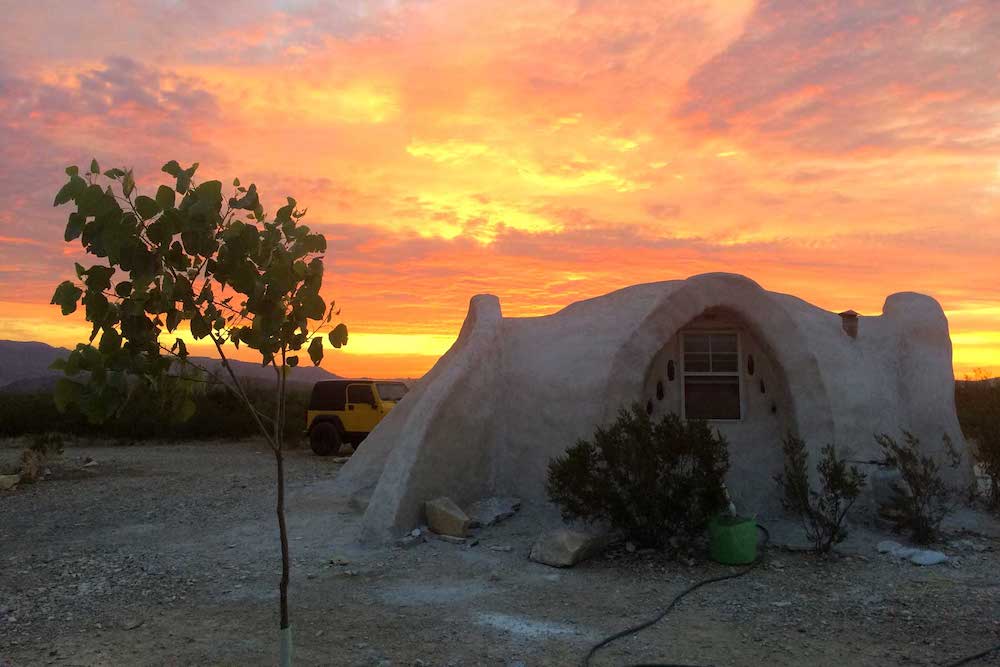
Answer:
xmin=875 ymin=431 xmax=961 ymax=544
xmin=0 ymin=382 xmax=309 ymax=444
xmin=546 ymin=405 xmax=730 ymax=549
xmin=774 ymin=436 xmax=866 ymax=552
xmin=955 ymin=374 xmax=1000 ymax=508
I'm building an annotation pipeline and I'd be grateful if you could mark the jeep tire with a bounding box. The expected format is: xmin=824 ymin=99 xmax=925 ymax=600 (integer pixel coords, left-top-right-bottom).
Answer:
xmin=310 ymin=422 xmax=341 ymax=457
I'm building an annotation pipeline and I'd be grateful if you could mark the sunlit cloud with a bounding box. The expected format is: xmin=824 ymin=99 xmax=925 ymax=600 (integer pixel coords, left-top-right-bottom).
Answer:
xmin=0 ymin=0 xmax=997 ymax=379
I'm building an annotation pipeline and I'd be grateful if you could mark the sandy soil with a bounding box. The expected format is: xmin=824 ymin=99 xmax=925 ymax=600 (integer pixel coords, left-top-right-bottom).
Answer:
xmin=1 ymin=438 xmax=999 ymax=667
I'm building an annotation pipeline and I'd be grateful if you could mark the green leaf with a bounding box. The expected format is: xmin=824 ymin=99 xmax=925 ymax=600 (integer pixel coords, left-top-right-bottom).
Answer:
xmin=90 ymin=159 xmax=100 ymax=175
xmin=64 ymin=212 xmax=85 ymax=242
xmin=176 ymin=171 xmax=191 ymax=194
xmin=232 ymin=177 xmax=240 ymax=187
xmin=65 ymin=165 xmax=79 ymax=177
xmin=104 ymin=168 xmax=125 ymax=179
xmin=98 ymin=327 xmax=121 ymax=354
xmin=155 ymin=185 xmax=175 ymax=210
xmin=308 ymin=337 xmax=324 ymax=366
xmin=54 ymin=175 xmax=86 ymax=206
xmin=51 ymin=281 xmax=83 ymax=315
xmin=328 ymin=323 xmax=348 ymax=349
xmin=122 ymin=170 xmax=135 ymax=197
xmin=287 ymin=355 xmax=299 ymax=367
xmin=54 ymin=377 xmax=82 ymax=412
xmin=190 ymin=315 xmax=210 ymax=340
xmin=162 ymin=160 xmax=182 ymax=177
xmin=166 ymin=309 xmax=181 ymax=332
xmin=135 ymin=195 xmax=160 ymax=220
xmin=114 ymin=281 xmax=133 ymax=298
xmin=302 ymin=292 xmax=326 ymax=320
xmin=173 ymin=338 xmax=189 ymax=359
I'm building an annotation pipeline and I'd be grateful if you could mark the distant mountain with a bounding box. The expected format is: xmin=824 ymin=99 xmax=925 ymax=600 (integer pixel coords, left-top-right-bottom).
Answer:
xmin=0 ymin=339 xmax=341 ymax=393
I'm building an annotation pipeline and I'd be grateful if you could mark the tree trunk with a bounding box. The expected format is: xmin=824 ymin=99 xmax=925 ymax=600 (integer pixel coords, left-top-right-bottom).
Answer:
xmin=275 ymin=447 xmax=292 ymax=666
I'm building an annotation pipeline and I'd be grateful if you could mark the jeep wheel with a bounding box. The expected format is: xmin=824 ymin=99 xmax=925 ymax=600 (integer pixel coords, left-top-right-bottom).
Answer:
xmin=310 ymin=422 xmax=341 ymax=457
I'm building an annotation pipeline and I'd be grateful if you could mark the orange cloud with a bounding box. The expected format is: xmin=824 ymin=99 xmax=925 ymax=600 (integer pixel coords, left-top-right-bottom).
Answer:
xmin=0 ymin=0 xmax=997 ymax=380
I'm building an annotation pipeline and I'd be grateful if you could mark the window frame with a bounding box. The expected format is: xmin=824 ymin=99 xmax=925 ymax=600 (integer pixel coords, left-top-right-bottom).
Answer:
xmin=680 ymin=330 xmax=743 ymax=422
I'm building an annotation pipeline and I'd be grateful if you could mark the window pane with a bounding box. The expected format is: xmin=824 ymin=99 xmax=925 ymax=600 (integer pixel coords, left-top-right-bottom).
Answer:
xmin=710 ymin=334 xmax=738 ymax=373
xmin=683 ymin=334 xmax=711 ymax=372
xmin=347 ymin=384 xmax=375 ymax=404
xmin=684 ymin=376 xmax=740 ymax=420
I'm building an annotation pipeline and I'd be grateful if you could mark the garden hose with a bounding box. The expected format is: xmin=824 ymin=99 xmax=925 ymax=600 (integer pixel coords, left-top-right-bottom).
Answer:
xmin=580 ymin=524 xmax=770 ymax=667
xmin=578 ymin=524 xmax=1000 ymax=667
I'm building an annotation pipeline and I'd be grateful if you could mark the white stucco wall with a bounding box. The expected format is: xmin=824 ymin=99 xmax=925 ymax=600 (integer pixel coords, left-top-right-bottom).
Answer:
xmin=334 ymin=273 xmax=972 ymax=542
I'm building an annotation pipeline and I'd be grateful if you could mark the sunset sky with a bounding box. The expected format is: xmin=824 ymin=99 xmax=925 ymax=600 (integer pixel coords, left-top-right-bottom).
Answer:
xmin=0 ymin=0 xmax=997 ymax=379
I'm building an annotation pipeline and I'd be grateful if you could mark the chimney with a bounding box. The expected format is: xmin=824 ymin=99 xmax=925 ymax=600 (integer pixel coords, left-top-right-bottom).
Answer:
xmin=839 ymin=309 xmax=859 ymax=339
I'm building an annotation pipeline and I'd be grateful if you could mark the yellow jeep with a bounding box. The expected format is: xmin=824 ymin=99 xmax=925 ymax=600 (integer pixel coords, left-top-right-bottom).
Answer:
xmin=306 ymin=379 xmax=409 ymax=456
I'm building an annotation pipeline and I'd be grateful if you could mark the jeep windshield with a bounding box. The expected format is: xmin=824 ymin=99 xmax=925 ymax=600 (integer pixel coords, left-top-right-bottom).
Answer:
xmin=376 ymin=382 xmax=408 ymax=402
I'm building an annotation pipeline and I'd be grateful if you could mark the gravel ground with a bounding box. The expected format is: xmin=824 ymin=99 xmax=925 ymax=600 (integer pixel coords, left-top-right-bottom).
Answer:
xmin=1 ymin=438 xmax=999 ymax=667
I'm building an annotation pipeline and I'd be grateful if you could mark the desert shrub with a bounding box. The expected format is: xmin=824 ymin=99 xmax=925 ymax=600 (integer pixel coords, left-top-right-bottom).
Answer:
xmin=875 ymin=431 xmax=961 ymax=544
xmin=774 ymin=436 xmax=866 ymax=552
xmin=0 ymin=384 xmax=309 ymax=443
xmin=546 ymin=405 xmax=730 ymax=549
xmin=955 ymin=372 xmax=1000 ymax=509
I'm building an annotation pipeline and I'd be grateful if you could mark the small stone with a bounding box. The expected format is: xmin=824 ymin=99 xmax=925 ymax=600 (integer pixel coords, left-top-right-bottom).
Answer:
xmin=625 ymin=541 xmax=637 ymax=553
xmin=122 ymin=618 xmax=143 ymax=630
xmin=410 ymin=528 xmax=422 ymax=538
xmin=529 ymin=528 xmax=612 ymax=568
xmin=489 ymin=545 xmax=513 ymax=553
xmin=329 ymin=556 xmax=350 ymax=566
xmin=424 ymin=497 xmax=471 ymax=537
xmin=332 ymin=457 xmax=350 ymax=464
xmin=909 ymin=550 xmax=948 ymax=566
xmin=81 ymin=458 xmax=98 ymax=468
xmin=0 ymin=474 xmax=20 ymax=491
xmin=433 ymin=534 xmax=466 ymax=545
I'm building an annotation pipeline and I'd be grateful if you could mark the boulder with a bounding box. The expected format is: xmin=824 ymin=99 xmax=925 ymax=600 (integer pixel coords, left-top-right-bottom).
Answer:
xmin=424 ymin=497 xmax=471 ymax=537
xmin=467 ymin=496 xmax=521 ymax=528
xmin=0 ymin=474 xmax=20 ymax=491
xmin=529 ymin=528 xmax=611 ymax=568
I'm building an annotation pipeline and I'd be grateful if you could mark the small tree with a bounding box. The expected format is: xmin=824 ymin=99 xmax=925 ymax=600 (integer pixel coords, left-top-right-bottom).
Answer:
xmin=546 ymin=405 xmax=730 ymax=550
xmin=774 ymin=436 xmax=866 ymax=553
xmin=875 ymin=431 xmax=961 ymax=544
xmin=50 ymin=159 xmax=348 ymax=665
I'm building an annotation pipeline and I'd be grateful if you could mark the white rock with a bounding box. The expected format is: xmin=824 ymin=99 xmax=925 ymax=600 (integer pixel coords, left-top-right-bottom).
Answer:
xmin=529 ymin=528 xmax=611 ymax=568
xmin=0 ymin=474 xmax=20 ymax=491
xmin=909 ymin=550 xmax=948 ymax=566
xmin=424 ymin=497 xmax=471 ymax=537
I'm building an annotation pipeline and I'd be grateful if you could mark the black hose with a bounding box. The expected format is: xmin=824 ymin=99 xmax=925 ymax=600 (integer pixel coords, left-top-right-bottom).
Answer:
xmin=579 ymin=522 xmax=1000 ymax=667
xmin=580 ymin=524 xmax=770 ymax=667
xmin=943 ymin=644 xmax=1000 ymax=666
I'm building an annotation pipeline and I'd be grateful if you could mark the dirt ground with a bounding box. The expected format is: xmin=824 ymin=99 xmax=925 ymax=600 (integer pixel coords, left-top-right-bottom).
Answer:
xmin=1 ymin=438 xmax=999 ymax=667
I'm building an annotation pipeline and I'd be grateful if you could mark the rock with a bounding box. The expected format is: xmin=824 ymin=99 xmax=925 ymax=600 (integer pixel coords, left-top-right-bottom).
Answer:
xmin=467 ymin=496 xmax=521 ymax=528
xmin=81 ymin=457 xmax=98 ymax=468
xmin=410 ymin=528 xmax=422 ymax=538
xmin=909 ymin=550 xmax=948 ymax=566
xmin=432 ymin=534 xmax=466 ymax=545
xmin=122 ymin=618 xmax=144 ymax=630
xmin=395 ymin=534 xmax=425 ymax=549
xmin=625 ymin=541 xmax=636 ymax=553
xmin=529 ymin=528 xmax=612 ymax=568
xmin=424 ymin=497 xmax=471 ymax=537
xmin=489 ymin=545 xmax=513 ymax=553
xmin=0 ymin=474 xmax=20 ymax=491
xmin=877 ymin=540 xmax=947 ymax=565
xmin=329 ymin=556 xmax=350 ymax=566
